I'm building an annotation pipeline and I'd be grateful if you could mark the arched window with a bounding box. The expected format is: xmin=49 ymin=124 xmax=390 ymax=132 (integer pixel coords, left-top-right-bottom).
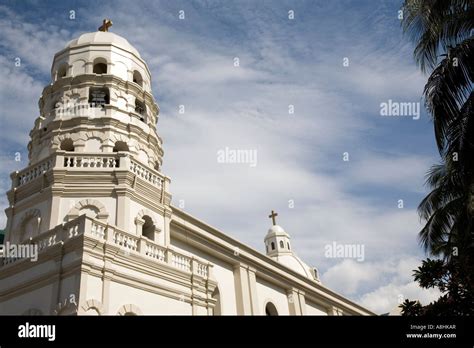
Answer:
xmin=265 ymin=302 xmax=278 ymax=316
xmin=133 ymin=70 xmax=143 ymax=87
xmin=142 ymin=215 xmax=155 ymax=240
xmin=113 ymin=141 xmax=129 ymax=152
xmin=78 ymin=205 xmax=100 ymax=219
xmin=212 ymin=287 xmax=221 ymax=315
xmin=93 ymin=58 xmax=107 ymax=74
xmin=271 ymin=242 xmax=275 ymax=250
xmin=57 ymin=64 xmax=68 ymax=79
xmin=20 ymin=216 xmax=40 ymax=242
xmin=117 ymin=304 xmax=142 ymax=316
xmin=287 ymin=242 xmax=290 ymax=250
xmin=60 ymin=138 xmax=74 ymax=151
xmin=135 ymin=99 xmax=146 ymax=120
xmin=265 ymin=244 xmax=268 ymax=253
xmin=17 ymin=210 xmax=41 ymax=243
xmin=280 ymin=240 xmax=284 ymax=248
xmin=89 ymin=87 xmax=110 ymax=107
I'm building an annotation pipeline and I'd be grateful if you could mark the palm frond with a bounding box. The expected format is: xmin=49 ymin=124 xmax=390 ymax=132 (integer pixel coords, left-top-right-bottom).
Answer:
xmin=418 ymin=196 xmax=464 ymax=254
xmin=423 ymin=37 xmax=474 ymax=153
xmin=402 ymin=0 xmax=474 ymax=72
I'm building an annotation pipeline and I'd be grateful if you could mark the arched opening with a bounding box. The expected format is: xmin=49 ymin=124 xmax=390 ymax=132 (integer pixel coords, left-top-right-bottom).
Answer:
xmin=57 ymin=64 xmax=68 ymax=79
xmin=135 ymin=98 xmax=146 ymax=120
xmin=142 ymin=215 xmax=155 ymax=241
xmin=117 ymin=304 xmax=142 ymax=316
xmin=280 ymin=240 xmax=284 ymax=249
xmin=266 ymin=244 xmax=268 ymax=253
xmin=212 ymin=287 xmax=221 ymax=315
xmin=93 ymin=58 xmax=107 ymax=74
xmin=132 ymin=70 xmax=143 ymax=87
xmin=287 ymin=242 xmax=290 ymax=250
xmin=89 ymin=87 xmax=110 ymax=107
xmin=271 ymin=242 xmax=275 ymax=250
xmin=20 ymin=217 xmax=39 ymax=242
xmin=78 ymin=205 xmax=100 ymax=219
xmin=60 ymin=138 xmax=74 ymax=151
xmin=113 ymin=141 xmax=129 ymax=152
xmin=265 ymin=302 xmax=278 ymax=316
xmin=84 ymin=308 xmax=100 ymax=316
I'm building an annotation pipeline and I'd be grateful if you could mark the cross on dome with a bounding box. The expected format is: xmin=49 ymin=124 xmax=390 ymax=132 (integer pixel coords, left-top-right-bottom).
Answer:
xmin=268 ymin=210 xmax=278 ymax=226
xmin=98 ymin=19 xmax=113 ymax=32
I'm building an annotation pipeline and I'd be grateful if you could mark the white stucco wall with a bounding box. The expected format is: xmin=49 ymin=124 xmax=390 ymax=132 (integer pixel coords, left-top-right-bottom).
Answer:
xmin=256 ymin=277 xmax=290 ymax=315
xmin=107 ymin=281 xmax=192 ymax=315
xmin=306 ymin=300 xmax=329 ymax=315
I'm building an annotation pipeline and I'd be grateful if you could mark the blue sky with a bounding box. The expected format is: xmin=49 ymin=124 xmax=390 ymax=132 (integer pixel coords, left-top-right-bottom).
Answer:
xmin=0 ymin=0 xmax=442 ymax=313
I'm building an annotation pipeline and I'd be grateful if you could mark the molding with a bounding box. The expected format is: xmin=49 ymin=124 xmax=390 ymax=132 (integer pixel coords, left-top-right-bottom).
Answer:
xmin=117 ymin=303 xmax=142 ymax=315
xmin=80 ymin=299 xmax=104 ymax=315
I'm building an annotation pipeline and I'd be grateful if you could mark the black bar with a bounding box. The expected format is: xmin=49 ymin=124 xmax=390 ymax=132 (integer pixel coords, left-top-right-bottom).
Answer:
xmin=0 ymin=316 xmax=472 ymax=346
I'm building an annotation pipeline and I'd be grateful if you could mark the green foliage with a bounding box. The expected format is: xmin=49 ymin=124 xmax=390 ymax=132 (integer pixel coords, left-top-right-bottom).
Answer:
xmin=399 ymin=299 xmax=422 ymax=316
xmin=401 ymin=0 xmax=474 ymax=315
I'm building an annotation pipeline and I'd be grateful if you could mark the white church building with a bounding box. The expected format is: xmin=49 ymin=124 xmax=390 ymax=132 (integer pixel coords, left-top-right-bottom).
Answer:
xmin=0 ymin=24 xmax=373 ymax=316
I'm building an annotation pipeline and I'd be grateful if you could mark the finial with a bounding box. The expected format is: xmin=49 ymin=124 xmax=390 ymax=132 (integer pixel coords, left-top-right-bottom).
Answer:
xmin=98 ymin=19 xmax=113 ymax=32
xmin=268 ymin=210 xmax=278 ymax=226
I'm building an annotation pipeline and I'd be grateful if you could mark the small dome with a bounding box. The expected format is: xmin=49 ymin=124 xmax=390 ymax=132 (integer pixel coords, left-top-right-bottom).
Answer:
xmin=65 ymin=32 xmax=141 ymax=57
xmin=265 ymin=225 xmax=290 ymax=239
xmin=277 ymin=254 xmax=318 ymax=280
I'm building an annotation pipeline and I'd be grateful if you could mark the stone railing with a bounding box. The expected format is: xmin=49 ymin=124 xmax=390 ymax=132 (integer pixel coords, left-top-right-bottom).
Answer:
xmin=94 ymin=221 xmax=208 ymax=277
xmin=145 ymin=243 xmax=166 ymax=262
xmin=112 ymin=229 xmax=139 ymax=252
xmin=172 ymin=253 xmax=191 ymax=272
xmin=129 ymin=158 xmax=164 ymax=188
xmin=93 ymin=218 xmax=210 ymax=278
xmin=63 ymin=153 xmax=120 ymax=169
xmin=11 ymin=152 xmax=169 ymax=191
xmin=14 ymin=156 xmax=54 ymax=187
xmin=1 ymin=215 xmax=211 ymax=278
xmin=0 ymin=215 xmax=88 ymax=267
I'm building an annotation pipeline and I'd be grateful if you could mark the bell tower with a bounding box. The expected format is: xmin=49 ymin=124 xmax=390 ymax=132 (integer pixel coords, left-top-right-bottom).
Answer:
xmin=4 ymin=23 xmax=172 ymax=246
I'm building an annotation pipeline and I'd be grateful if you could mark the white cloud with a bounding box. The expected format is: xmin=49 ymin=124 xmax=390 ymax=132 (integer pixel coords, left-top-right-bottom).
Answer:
xmin=321 ymin=257 xmax=441 ymax=314
xmin=0 ymin=1 xmax=441 ymax=313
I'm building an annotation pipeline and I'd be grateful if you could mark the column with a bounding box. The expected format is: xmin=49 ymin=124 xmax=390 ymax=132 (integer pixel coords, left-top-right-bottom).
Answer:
xmin=287 ymin=288 xmax=301 ymax=315
xmin=233 ymin=264 xmax=252 ymax=315
xmin=298 ymin=291 xmax=307 ymax=315
xmin=247 ymin=267 xmax=259 ymax=315
xmin=116 ymin=190 xmax=130 ymax=231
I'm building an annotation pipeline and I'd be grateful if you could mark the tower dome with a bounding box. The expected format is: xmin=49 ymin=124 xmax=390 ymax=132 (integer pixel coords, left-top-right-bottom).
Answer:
xmin=7 ymin=23 xmax=171 ymax=243
xmin=65 ymin=31 xmax=141 ymax=58
xmin=30 ymin=24 xmax=162 ymax=169
xmin=264 ymin=211 xmax=320 ymax=282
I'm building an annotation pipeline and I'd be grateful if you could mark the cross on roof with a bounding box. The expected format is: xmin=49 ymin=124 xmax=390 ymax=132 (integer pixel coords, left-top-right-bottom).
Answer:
xmin=98 ymin=19 xmax=113 ymax=32
xmin=268 ymin=210 xmax=278 ymax=226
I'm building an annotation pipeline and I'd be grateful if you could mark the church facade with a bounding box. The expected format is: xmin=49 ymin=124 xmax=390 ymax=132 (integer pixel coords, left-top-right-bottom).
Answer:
xmin=0 ymin=26 xmax=373 ymax=316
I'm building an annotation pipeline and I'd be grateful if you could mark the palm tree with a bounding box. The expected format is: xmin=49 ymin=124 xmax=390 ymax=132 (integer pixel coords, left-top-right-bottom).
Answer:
xmin=401 ymin=0 xmax=474 ymax=313
xmin=402 ymin=0 xmax=474 ymax=256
